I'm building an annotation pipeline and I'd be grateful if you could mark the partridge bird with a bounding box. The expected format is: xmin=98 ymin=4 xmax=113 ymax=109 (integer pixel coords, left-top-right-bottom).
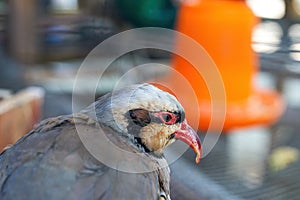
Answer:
xmin=0 ymin=84 xmax=201 ymax=200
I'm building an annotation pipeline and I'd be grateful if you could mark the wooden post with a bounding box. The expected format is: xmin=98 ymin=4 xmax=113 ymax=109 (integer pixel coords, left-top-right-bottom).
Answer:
xmin=8 ymin=0 xmax=39 ymax=63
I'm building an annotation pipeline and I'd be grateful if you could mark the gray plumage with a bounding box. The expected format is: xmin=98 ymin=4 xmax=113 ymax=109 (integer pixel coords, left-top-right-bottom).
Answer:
xmin=0 ymin=84 xmax=181 ymax=200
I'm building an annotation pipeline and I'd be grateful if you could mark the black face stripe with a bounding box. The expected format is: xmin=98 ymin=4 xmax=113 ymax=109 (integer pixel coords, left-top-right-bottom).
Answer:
xmin=134 ymin=137 xmax=150 ymax=153
xmin=168 ymin=133 xmax=175 ymax=140
xmin=151 ymin=110 xmax=185 ymax=125
xmin=127 ymin=108 xmax=185 ymax=128
xmin=128 ymin=109 xmax=151 ymax=127
xmin=174 ymin=110 xmax=185 ymax=123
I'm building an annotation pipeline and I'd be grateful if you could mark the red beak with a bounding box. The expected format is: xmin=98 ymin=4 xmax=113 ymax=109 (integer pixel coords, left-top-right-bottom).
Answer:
xmin=174 ymin=120 xmax=202 ymax=164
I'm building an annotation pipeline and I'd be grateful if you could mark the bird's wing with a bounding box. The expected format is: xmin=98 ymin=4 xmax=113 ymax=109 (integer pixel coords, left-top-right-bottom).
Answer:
xmin=0 ymin=114 xmax=164 ymax=200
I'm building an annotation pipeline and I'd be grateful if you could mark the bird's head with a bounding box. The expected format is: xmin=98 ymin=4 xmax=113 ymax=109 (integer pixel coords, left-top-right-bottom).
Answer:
xmin=95 ymin=83 xmax=201 ymax=163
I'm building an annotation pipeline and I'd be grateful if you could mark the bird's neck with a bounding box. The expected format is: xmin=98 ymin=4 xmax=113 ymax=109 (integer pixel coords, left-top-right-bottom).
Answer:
xmin=133 ymin=137 xmax=151 ymax=153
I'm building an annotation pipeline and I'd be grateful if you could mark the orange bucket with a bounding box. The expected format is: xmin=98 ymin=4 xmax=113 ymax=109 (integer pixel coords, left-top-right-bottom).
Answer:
xmin=166 ymin=0 xmax=285 ymax=131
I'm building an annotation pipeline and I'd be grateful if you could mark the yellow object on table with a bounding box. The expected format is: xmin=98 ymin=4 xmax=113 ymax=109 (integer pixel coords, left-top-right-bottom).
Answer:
xmin=269 ymin=146 xmax=300 ymax=171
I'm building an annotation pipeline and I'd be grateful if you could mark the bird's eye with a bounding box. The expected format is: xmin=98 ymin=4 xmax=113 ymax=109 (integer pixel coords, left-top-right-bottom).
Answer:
xmin=162 ymin=113 xmax=172 ymax=123
xmin=153 ymin=112 xmax=177 ymax=125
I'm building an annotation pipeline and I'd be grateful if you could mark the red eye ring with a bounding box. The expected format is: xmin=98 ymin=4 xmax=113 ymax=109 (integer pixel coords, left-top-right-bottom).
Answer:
xmin=153 ymin=112 xmax=177 ymax=125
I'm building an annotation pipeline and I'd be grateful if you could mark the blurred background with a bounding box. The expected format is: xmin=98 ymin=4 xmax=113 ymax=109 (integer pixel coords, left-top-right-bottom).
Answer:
xmin=1 ymin=0 xmax=300 ymax=199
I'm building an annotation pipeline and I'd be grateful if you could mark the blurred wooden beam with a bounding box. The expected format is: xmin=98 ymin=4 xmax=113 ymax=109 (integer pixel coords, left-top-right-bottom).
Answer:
xmin=7 ymin=0 xmax=39 ymax=64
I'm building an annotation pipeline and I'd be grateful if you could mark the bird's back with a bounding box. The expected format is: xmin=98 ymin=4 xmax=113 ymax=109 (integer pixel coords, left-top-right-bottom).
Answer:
xmin=0 ymin=113 xmax=170 ymax=200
